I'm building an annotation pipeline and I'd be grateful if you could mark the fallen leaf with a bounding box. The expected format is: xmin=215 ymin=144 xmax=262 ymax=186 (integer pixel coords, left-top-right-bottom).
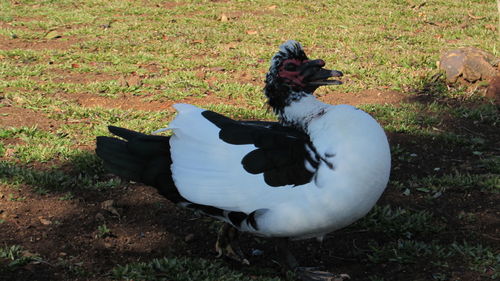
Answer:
xmin=267 ymin=5 xmax=277 ymax=10
xmin=192 ymin=39 xmax=205 ymax=44
xmin=45 ymin=30 xmax=61 ymax=39
xmin=246 ymin=30 xmax=258 ymax=35
xmin=71 ymin=63 xmax=80 ymax=69
xmin=21 ymin=250 xmax=38 ymax=258
xmin=411 ymin=2 xmax=426 ymax=10
xmin=468 ymin=12 xmax=485 ymax=20
xmin=208 ymin=66 xmax=226 ymax=72
xmin=484 ymin=24 xmax=496 ymax=31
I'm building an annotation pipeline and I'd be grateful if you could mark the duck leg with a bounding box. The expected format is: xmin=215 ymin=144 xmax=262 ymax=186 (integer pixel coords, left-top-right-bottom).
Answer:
xmin=276 ymin=238 xmax=350 ymax=281
xmin=215 ymin=223 xmax=250 ymax=265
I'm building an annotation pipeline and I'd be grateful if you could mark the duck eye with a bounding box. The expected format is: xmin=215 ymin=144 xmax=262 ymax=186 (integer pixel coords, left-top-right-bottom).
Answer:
xmin=284 ymin=62 xmax=298 ymax=71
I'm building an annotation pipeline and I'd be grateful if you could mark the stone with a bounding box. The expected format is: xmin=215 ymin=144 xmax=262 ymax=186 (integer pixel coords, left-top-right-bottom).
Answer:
xmin=439 ymin=47 xmax=499 ymax=83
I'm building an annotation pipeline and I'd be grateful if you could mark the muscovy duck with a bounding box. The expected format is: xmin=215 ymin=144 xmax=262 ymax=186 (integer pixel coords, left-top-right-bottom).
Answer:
xmin=96 ymin=40 xmax=391 ymax=280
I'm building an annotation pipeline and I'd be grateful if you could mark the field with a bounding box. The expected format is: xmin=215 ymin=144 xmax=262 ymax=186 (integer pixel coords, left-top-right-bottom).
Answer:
xmin=0 ymin=0 xmax=499 ymax=280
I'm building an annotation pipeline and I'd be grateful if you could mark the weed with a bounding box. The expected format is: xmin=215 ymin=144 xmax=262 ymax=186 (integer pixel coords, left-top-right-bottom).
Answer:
xmin=96 ymin=224 xmax=112 ymax=238
xmin=0 ymin=245 xmax=41 ymax=269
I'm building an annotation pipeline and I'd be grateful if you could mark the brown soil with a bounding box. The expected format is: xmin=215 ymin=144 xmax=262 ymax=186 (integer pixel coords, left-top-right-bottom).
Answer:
xmin=319 ymin=89 xmax=408 ymax=106
xmin=64 ymin=92 xmax=245 ymax=112
xmin=48 ymin=69 xmax=120 ymax=85
xmin=0 ymin=106 xmax=60 ymax=132
xmin=0 ymin=36 xmax=86 ymax=51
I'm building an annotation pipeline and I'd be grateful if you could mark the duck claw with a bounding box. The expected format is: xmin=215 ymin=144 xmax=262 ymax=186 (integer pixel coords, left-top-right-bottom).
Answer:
xmin=215 ymin=223 xmax=250 ymax=265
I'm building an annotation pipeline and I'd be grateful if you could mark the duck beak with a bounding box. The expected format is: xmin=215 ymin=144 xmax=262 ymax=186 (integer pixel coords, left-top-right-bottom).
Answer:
xmin=307 ymin=68 xmax=343 ymax=86
xmin=300 ymin=59 xmax=343 ymax=87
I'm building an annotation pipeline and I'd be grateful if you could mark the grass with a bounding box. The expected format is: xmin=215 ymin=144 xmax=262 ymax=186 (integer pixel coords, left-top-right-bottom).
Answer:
xmin=112 ymin=257 xmax=281 ymax=281
xmin=0 ymin=0 xmax=498 ymax=280
xmin=353 ymin=204 xmax=445 ymax=239
xmin=367 ymin=240 xmax=499 ymax=279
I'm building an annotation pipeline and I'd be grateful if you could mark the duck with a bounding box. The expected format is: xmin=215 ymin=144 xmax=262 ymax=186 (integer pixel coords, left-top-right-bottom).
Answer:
xmin=96 ymin=40 xmax=391 ymax=281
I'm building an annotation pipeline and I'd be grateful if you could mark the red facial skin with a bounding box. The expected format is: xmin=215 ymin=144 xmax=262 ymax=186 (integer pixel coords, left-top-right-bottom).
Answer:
xmin=278 ymin=59 xmax=309 ymax=87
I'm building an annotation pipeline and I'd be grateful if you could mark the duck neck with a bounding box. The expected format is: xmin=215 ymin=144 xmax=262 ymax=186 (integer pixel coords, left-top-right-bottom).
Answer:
xmin=278 ymin=92 xmax=329 ymax=130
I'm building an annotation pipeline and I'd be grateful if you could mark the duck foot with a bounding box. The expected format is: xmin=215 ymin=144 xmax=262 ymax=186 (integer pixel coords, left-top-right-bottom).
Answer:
xmin=295 ymin=267 xmax=350 ymax=281
xmin=215 ymin=223 xmax=249 ymax=265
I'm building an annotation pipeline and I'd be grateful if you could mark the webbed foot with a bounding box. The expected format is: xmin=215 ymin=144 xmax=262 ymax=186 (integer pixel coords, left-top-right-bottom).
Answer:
xmin=215 ymin=223 xmax=249 ymax=265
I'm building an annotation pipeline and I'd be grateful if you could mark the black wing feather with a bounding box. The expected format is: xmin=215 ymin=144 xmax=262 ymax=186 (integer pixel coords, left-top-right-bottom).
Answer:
xmin=97 ymin=125 xmax=263 ymax=231
xmin=96 ymin=126 xmax=182 ymax=202
xmin=202 ymin=110 xmax=318 ymax=187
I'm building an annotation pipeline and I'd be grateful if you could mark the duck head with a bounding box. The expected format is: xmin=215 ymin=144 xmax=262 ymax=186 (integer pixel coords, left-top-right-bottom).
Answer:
xmin=264 ymin=40 xmax=343 ymax=113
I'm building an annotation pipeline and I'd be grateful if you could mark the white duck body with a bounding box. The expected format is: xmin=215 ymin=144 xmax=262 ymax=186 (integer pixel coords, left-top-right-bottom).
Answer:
xmin=168 ymin=93 xmax=391 ymax=240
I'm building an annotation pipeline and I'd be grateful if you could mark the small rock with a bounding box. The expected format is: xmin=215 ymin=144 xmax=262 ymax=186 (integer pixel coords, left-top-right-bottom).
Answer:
xmin=439 ymin=47 xmax=499 ymax=83
xmin=486 ymin=76 xmax=500 ymax=104
xmin=219 ymin=13 xmax=229 ymax=22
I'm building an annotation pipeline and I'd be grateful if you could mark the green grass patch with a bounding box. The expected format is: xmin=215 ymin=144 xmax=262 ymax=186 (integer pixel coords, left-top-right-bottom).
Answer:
xmin=354 ymin=205 xmax=444 ymax=239
xmin=112 ymin=256 xmax=280 ymax=281
xmin=367 ymin=240 xmax=499 ymax=279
